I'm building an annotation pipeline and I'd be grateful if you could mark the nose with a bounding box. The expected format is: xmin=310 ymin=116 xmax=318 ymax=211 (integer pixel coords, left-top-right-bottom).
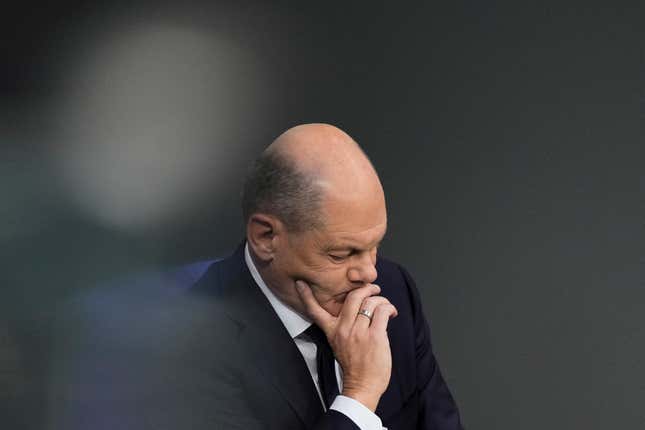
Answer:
xmin=347 ymin=250 xmax=378 ymax=284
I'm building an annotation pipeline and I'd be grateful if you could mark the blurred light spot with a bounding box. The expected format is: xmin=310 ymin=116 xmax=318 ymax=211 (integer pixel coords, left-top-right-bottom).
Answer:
xmin=53 ymin=24 xmax=268 ymax=232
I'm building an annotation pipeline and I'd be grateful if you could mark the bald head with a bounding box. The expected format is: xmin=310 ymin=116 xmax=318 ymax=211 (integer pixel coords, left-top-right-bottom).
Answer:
xmin=269 ymin=124 xmax=381 ymax=197
xmin=242 ymin=123 xmax=385 ymax=232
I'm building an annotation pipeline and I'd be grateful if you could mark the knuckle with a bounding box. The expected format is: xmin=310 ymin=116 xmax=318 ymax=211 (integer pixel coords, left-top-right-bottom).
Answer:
xmin=362 ymin=296 xmax=389 ymax=309
xmin=373 ymin=294 xmax=390 ymax=304
xmin=349 ymin=326 xmax=365 ymax=341
xmin=374 ymin=303 xmax=389 ymax=312
xmin=372 ymin=303 xmax=395 ymax=319
xmin=376 ymin=297 xmax=392 ymax=307
xmin=336 ymin=326 xmax=350 ymax=341
xmin=360 ymin=296 xmax=377 ymax=308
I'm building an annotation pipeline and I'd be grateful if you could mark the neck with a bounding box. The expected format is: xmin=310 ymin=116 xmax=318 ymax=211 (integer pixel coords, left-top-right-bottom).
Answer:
xmin=248 ymin=246 xmax=306 ymax=316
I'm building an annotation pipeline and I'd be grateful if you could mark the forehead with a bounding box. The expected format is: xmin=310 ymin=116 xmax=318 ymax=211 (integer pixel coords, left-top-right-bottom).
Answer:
xmin=320 ymin=223 xmax=387 ymax=252
xmin=314 ymin=192 xmax=387 ymax=248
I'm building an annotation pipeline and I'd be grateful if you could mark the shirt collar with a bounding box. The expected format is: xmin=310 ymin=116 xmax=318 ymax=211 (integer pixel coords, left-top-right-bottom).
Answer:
xmin=244 ymin=242 xmax=312 ymax=339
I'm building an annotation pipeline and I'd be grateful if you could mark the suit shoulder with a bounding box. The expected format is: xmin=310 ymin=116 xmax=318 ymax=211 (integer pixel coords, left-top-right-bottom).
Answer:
xmin=375 ymin=255 xmax=402 ymax=275
xmin=375 ymin=256 xmax=429 ymax=320
xmin=375 ymin=255 xmax=414 ymax=288
xmin=188 ymin=252 xmax=244 ymax=297
xmin=375 ymin=256 xmax=415 ymax=302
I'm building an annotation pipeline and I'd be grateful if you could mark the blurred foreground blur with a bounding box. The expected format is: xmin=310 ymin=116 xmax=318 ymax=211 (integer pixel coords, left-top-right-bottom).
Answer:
xmin=2 ymin=3 xmax=279 ymax=427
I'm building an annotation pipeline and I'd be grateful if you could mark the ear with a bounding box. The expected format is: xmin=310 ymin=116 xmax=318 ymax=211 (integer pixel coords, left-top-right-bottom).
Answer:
xmin=246 ymin=213 xmax=283 ymax=262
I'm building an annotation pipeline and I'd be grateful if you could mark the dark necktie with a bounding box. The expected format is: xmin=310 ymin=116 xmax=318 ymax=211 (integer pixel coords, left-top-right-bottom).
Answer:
xmin=304 ymin=324 xmax=339 ymax=410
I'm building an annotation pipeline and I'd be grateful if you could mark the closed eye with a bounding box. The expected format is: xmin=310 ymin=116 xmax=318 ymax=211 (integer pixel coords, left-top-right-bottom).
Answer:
xmin=329 ymin=254 xmax=349 ymax=262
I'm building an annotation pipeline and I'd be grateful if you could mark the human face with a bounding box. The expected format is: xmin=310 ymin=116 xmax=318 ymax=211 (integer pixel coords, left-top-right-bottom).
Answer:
xmin=271 ymin=192 xmax=387 ymax=317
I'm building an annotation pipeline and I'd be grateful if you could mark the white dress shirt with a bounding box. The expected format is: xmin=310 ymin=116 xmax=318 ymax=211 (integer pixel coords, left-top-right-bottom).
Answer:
xmin=244 ymin=243 xmax=385 ymax=430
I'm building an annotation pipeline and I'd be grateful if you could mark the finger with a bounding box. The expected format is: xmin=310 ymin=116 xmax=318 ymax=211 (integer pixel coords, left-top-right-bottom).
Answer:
xmin=338 ymin=284 xmax=381 ymax=329
xmin=369 ymin=303 xmax=398 ymax=333
xmin=295 ymin=280 xmax=335 ymax=331
xmin=353 ymin=296 xmax=392 ymax=331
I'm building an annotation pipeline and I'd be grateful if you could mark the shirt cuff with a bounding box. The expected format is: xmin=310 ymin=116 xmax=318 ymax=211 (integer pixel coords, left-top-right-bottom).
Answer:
xmin=330 ymin=395 xmax=385 ymax=430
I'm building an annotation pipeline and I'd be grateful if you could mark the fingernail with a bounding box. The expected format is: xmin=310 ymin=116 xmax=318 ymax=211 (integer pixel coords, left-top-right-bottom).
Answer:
xmin=295 ymin=281 xmax=304 ymax=290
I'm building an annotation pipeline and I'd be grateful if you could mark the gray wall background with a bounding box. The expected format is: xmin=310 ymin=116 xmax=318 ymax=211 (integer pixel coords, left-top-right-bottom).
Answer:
xmin=2 ymin=1 xmax=643 ymax=429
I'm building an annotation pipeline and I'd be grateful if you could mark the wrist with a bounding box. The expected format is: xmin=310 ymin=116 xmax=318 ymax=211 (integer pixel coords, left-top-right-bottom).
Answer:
xmin=341 ymin=389 xmax=381 ymax=412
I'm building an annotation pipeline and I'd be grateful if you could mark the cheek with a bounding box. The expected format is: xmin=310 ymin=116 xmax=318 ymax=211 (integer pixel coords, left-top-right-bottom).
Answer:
xmin=304 ymin=262 xmax=347 ymax=286
xmin=311 ymin=283 xmax=348 ymax=317
xmin=315 ymin=273 xmax=350 ymax=297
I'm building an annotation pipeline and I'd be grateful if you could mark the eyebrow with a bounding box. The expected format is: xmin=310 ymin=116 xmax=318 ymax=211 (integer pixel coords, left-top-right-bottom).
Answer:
xmin=326 ymin=240 xmax=382 ymax=253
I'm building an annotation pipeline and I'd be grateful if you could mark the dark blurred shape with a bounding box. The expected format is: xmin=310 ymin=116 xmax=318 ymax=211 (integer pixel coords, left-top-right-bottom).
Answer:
xmin=44 ymin=259 xmax=216 ymax=429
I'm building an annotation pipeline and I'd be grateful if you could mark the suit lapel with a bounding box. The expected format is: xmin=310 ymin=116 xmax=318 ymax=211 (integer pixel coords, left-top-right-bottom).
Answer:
xmin=203 ymin=246 xmax=323 ymax=427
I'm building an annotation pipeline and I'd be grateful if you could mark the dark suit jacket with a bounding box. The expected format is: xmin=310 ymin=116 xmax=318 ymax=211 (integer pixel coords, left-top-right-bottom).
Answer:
xmin=49 ymin=244 xmax=462 ymax=430
xmin=185 ymin=245 xmax=463 ymax=429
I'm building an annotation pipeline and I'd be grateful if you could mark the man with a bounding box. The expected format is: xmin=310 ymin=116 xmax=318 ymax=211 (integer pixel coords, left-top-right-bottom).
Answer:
xmin=48 ymin=123 xmax=462 ymax=430
xmin=188 ymin=123 xmax=463 ymax=429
